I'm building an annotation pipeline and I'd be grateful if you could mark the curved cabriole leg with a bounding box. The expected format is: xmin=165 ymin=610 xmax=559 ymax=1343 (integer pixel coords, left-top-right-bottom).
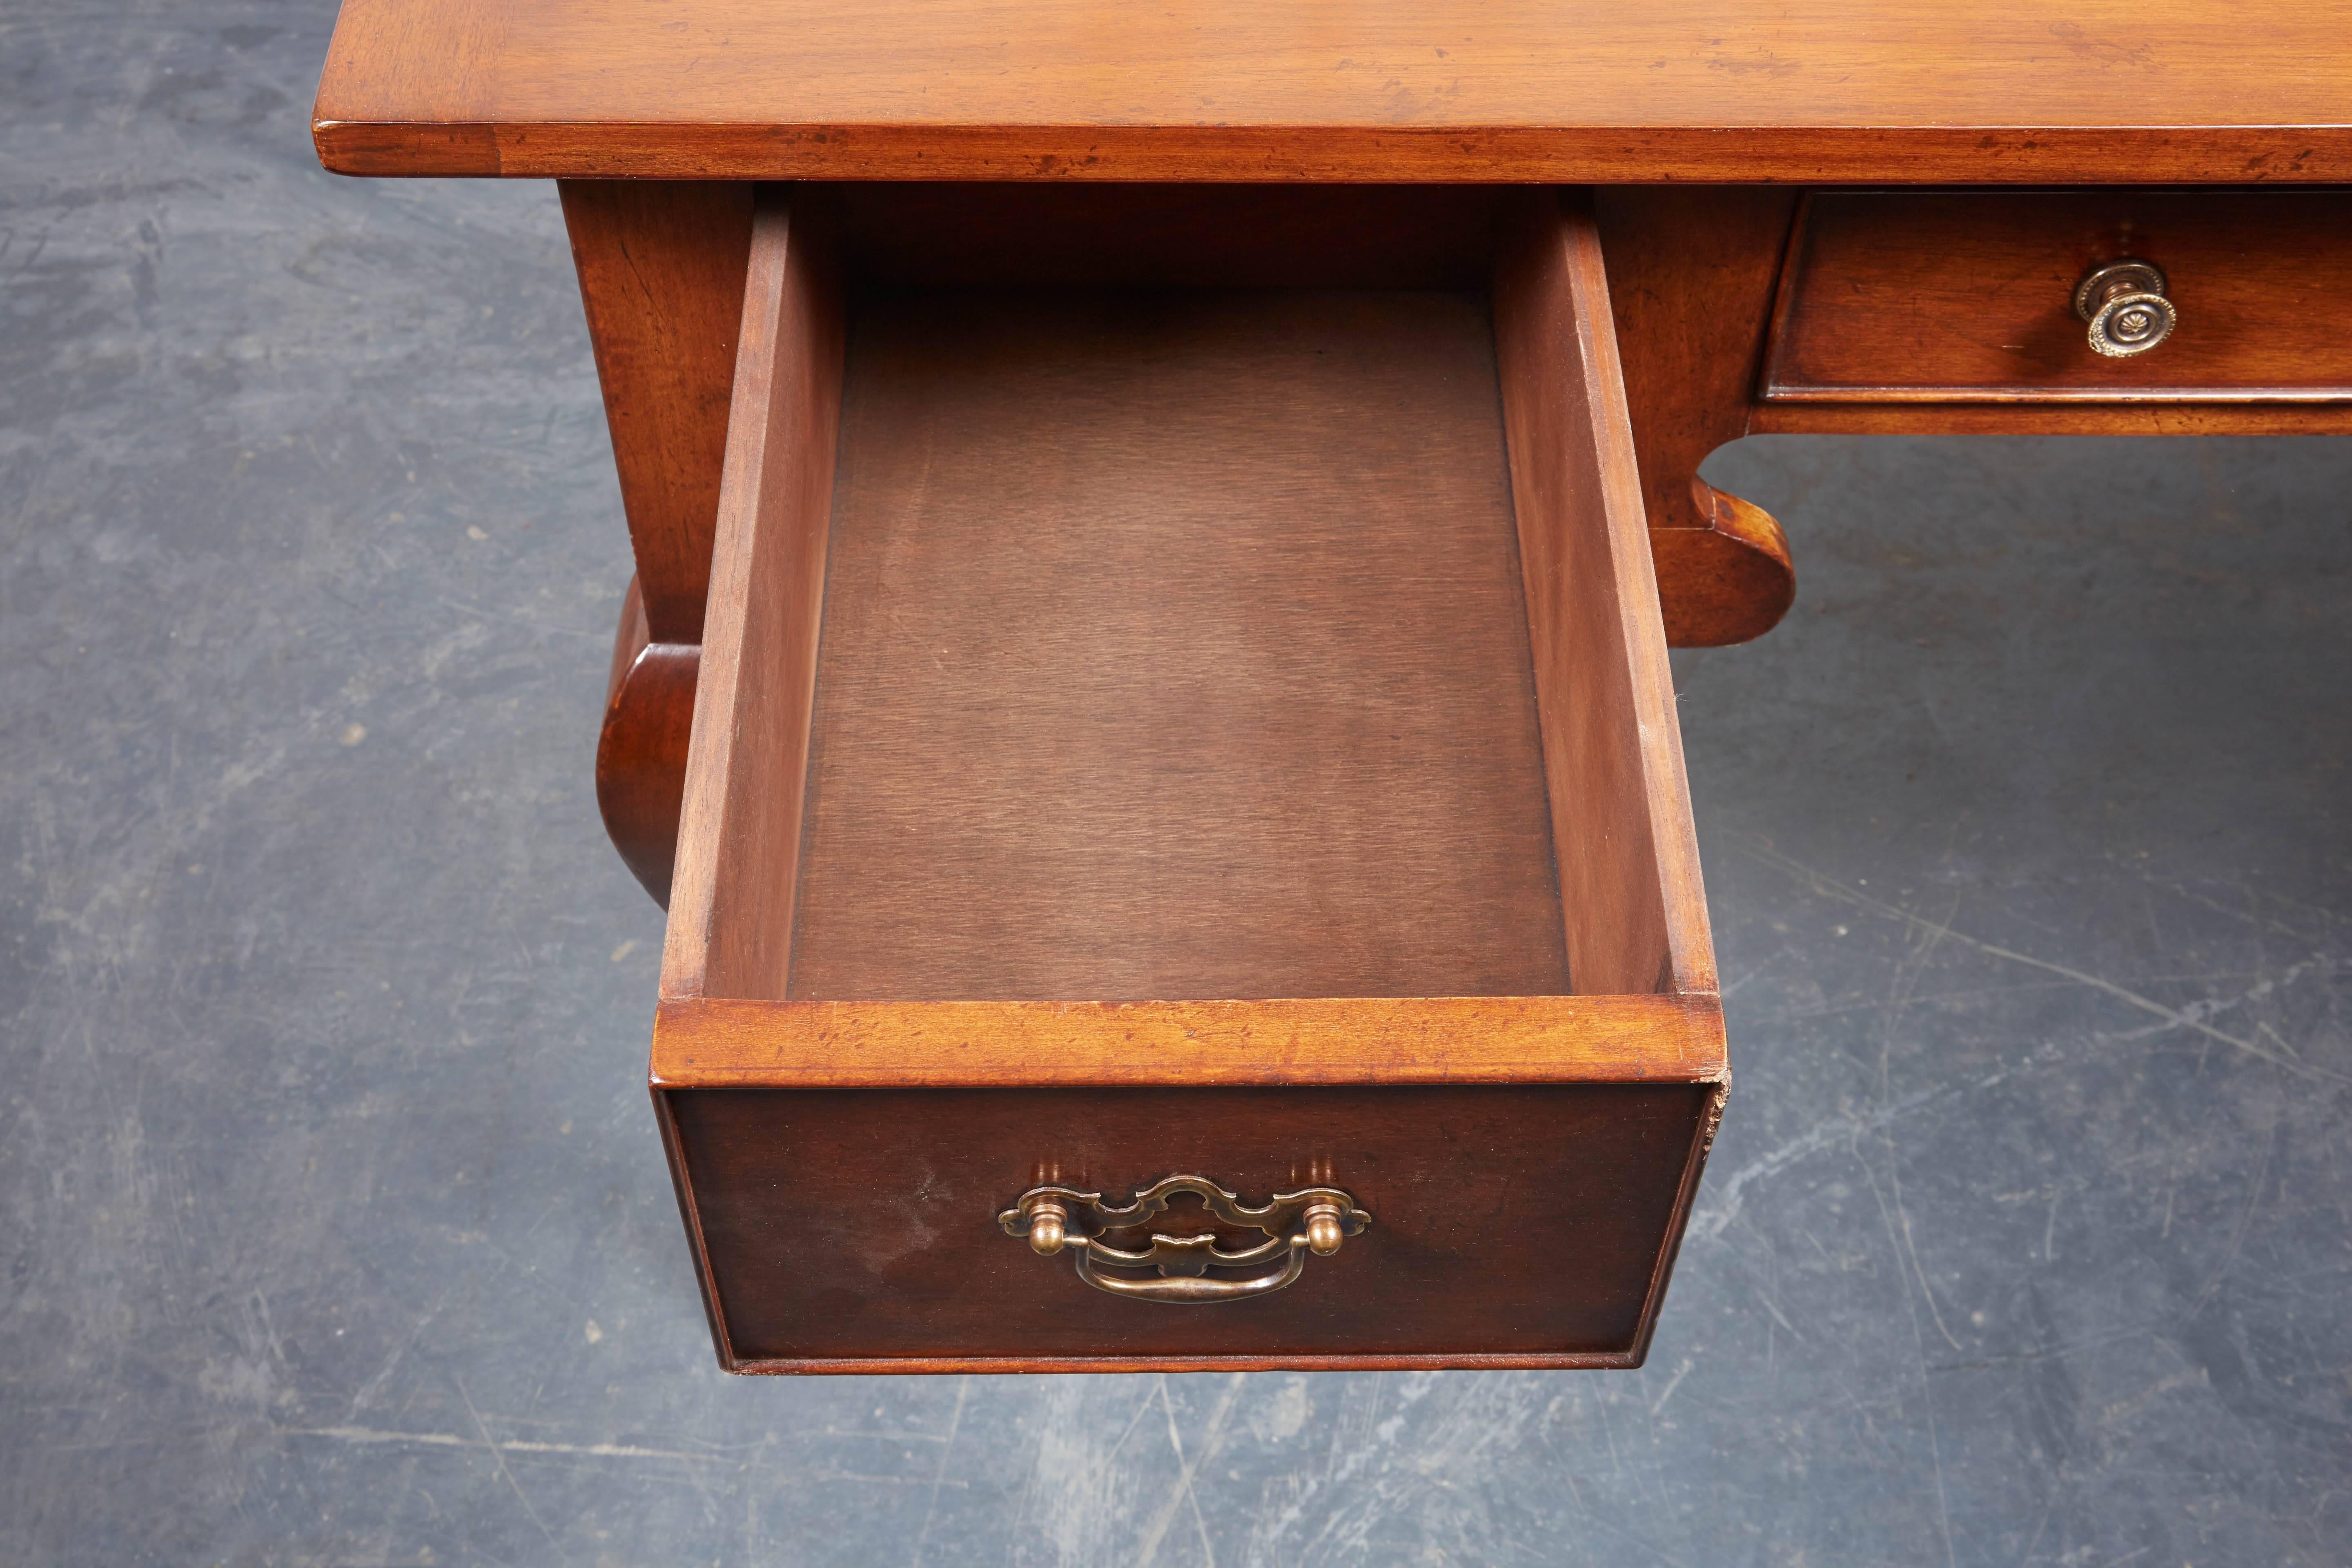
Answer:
xmin=1592 ymin=186 xmax=1803 ymax=648
xmin=1652 ymin=477 xmax=1796 ymax=648
xmin=597 ymin=576 xmax=699 ymax=907
xmin=563 ymin=179 xmax=751 ymax=904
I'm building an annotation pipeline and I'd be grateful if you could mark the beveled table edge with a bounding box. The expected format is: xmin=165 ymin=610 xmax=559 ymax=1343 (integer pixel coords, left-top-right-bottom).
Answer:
xmin=312 ymin=119 xmax=2352 ymax=185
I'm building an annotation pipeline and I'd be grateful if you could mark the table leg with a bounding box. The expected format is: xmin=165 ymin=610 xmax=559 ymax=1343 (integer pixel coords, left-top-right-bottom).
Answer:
xmin=598 ymin=575 xmax=698 ymax=906
xmin=563 ymin=180 xmax=752 ymax=900
xmin=560 ymin=180 xmax=756 ymax=645
xmin=1597 ymin=187 xmax=1801 ymax=647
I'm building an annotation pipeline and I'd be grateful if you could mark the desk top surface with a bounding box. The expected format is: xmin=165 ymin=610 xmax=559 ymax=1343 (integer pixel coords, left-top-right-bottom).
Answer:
xmin=314 ymin=0 xmax=2352 ymax=183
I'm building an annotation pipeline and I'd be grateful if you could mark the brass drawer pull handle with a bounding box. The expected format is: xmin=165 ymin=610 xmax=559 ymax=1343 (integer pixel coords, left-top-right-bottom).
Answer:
xmin=1000 ymin=1174 xmax=1370 ymax=1303
xmin=2073 ymin=259 xmax=2176 ymax=358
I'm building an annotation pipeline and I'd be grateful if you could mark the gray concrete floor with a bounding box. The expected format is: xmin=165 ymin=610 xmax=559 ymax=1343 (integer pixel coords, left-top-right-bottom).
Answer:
xmin=5 ymin=5 xmax=2351 ymax=1565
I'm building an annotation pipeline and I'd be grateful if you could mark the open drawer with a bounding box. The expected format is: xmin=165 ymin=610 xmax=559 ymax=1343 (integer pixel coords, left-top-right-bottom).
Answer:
xmin=651 ymin=187 xmax=1725 ymax=1373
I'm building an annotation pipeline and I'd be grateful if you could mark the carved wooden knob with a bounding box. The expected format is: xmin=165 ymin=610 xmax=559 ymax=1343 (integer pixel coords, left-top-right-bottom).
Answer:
xmin=2073 ymin=260 xmax=2175 ymax=358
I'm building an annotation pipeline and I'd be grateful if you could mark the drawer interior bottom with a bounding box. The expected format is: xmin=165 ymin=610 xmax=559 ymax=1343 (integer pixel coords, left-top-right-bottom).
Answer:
xmin=791 ymin=287 xmax=1568 ymax=1002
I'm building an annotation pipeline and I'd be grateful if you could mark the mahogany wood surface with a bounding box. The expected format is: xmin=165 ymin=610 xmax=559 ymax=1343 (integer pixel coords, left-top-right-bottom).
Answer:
xmin=1751 ymin=403 xmax=2352 ymax=436
xmin=559 ymin=182 xmax=752 ymax=644
xmin=663 ymin=1082 xmax=1713 ymax=1366
xmin=1595 ymin=187 xmax=1802 ymax=647
xmin=312 ymin=0 xmax=2352 ymax=183
xmin=1645 ymin=499 xmax=1797 ymax=648
xmin=653 ymin=994 xmax=1727 ymax=1089
xmin=1765 ymin=191 xmax=2352 ymax=401
xmin=786 ymin=287 xmax=1567 ymax=1004
xmin=838 ymin=182 xmax=1503 ymax=291
xmin=659 ymin=191 xmax=844 ymax=1003
xmin=594 ymin=575 xmax=697 ymax=905
xmin=1494 ymin=192 xmax=1716 ymax=999
xmin=651 ymin=1082 xmax=733 ymax=1361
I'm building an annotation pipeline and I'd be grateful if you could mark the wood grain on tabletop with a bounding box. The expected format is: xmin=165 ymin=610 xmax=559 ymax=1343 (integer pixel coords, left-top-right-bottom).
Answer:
xmin=312 ymin=0 xmax=2352 ymax=181
xmin=784 ymin=287 xmax=1570 ymax=1004
xmin=1493 ymin=191 xmax=1717 ymax=1001
xmin=651 ymin=994 xmax=1728 ymax=1088
xmin=663 ymin=1082 xmax=1714 ymax=1365
xmin=659 ymin=191 xmax=843 ymax=1004
xmin=1764 ymin=191 xmax=2352 ymax=401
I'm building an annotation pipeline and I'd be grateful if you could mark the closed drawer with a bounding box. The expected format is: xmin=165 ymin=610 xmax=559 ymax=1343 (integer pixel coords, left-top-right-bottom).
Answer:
xmin=1762 ymin=190 xmax=2352 ymax=402
xmin=653 ymin=188 xmax=1724 ymax=1373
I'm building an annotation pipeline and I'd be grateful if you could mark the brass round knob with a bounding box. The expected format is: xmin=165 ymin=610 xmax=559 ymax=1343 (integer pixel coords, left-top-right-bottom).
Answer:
xmin=1027 ymin=1200 xmax=1067 ymax=1255
xmin=2073 ymin=259 xmax=2175 ymax=358
xmin=1303 ymin=1202 xmax=1344 ymax=1256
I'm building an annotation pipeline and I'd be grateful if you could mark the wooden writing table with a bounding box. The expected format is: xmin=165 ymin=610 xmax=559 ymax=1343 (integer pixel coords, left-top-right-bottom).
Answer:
xmin=315 ymin=2 xmax=2352 ymax=1372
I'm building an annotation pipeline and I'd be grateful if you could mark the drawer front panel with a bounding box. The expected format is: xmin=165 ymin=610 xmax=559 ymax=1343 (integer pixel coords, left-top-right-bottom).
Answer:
xmin=1763 ymin=191 xmax=2352 ymax=401
xmin=666 ymin=1083 xmax=1712 ymax=1367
